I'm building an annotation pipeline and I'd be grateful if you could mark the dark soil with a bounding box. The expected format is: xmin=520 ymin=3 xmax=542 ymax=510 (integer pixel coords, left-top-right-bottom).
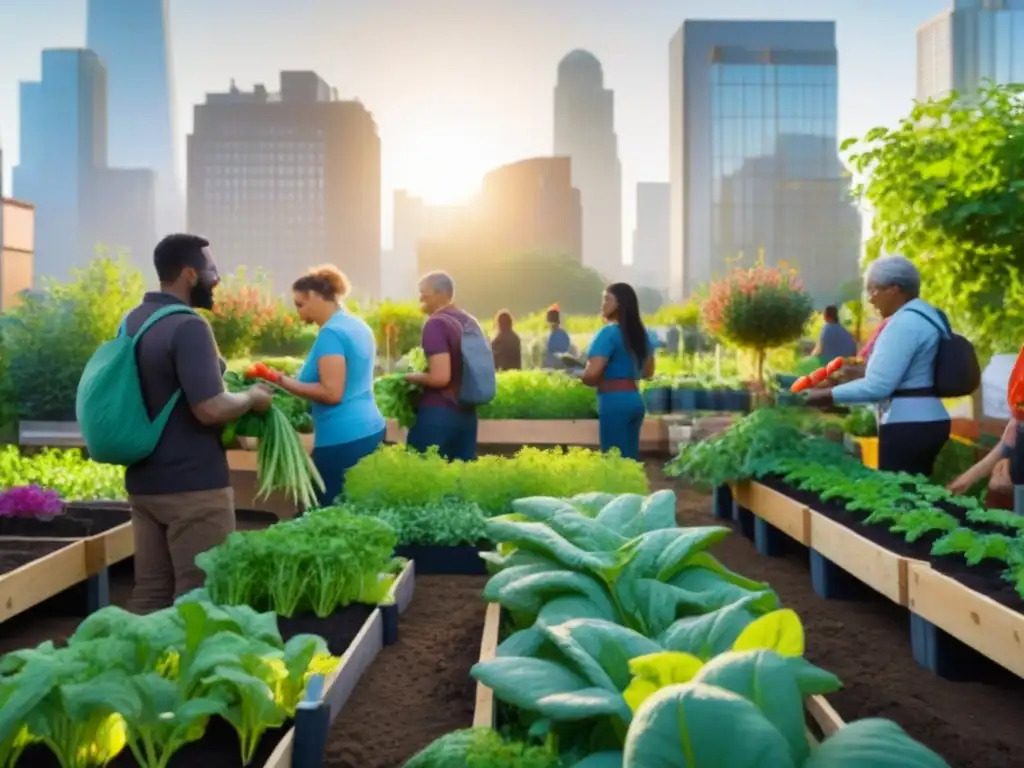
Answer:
xmin=0 ymin=504 xmax=131 ymax=537
xmin=657 ymin=467 xmax=1024 ymax=768
xmin=0 ymin=538 xmax=74 ymax=575
xmin=279 ymin=603 xmax=376 ymax=656
xmin=325 ymin=574 xmax=488 ymax=768
xmin=760 ymin=475 xmax=1024 ymax=613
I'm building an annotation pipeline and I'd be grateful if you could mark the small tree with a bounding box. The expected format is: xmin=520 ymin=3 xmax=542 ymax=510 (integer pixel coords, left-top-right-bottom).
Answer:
xmin=701 ymin=263 xmax=813 ymax=382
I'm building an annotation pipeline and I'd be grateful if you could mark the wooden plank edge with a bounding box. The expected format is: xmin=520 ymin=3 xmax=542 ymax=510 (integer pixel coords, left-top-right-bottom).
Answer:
xmin=907 ymin=560 xmax=1024 ymax=678
xmin=0 ymin=540 xmax=89 ymax=622
xmin=2 ymin=520 xmax=136 ymax=574
xmin=322 ymin=608 xmax=385 ymax=720
xmin=260 ymin=727 xmax=294 ymax=768
xmin=472 ymin=602 xmax=503 ymax=728
xmin=740 ymin=481 xmax=812 ymax=545
xmin=805 ymin=694 xmax=844 ymax=739
xmin=392 ymin=558 xmax=416 ymax=615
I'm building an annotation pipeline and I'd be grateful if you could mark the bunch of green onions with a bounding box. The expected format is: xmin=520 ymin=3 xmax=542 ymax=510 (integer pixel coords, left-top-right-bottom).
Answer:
xmin=255 ymin=406 xmax=325 ymax=510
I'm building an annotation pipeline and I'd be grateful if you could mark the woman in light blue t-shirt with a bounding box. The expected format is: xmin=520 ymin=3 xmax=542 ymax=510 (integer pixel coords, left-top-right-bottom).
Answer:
xmin=249 ymin=265 xmax=385 ymax=506
xmin=579 ymin=283 xmax=655 ymax=460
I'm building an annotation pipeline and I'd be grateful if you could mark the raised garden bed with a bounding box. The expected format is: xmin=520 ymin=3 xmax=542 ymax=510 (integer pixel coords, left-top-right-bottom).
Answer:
xmin=723 ymin=479 xmax=1024 ymax=682
xmin=0 ymin=539 xmax=96 ymax=622
xmin=472 ymin=602 xmax=849 ymax=746
xmin=384 ymin=417 xmax=668 ymax=453
xmin=394 ymin=542 xmax=489 ymax=576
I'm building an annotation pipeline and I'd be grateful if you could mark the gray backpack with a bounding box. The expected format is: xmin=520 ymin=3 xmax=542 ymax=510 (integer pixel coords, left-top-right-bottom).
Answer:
xmin=438 ymin=313 xmax=496 ymax=406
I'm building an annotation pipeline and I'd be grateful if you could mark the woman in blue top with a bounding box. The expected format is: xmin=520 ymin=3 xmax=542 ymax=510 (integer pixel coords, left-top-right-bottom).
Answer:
xmin=579 ymin=283 xmax=655 ymax=460
xmin=251 ymin=266 xmax=385 ymax=506
xmin=806 ymin=256 xmax=950 ymax=476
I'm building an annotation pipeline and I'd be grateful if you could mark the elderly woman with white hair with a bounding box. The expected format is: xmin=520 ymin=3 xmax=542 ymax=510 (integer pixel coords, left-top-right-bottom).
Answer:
xmin=806 ymin=255 xmax=951 ymax=475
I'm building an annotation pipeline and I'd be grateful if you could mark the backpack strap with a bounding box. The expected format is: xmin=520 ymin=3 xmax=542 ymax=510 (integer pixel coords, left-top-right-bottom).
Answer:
xmin=892 ymin=305 xmax=947 ymax=398
xmin=130 ymin=305 xmax=199 ymax=346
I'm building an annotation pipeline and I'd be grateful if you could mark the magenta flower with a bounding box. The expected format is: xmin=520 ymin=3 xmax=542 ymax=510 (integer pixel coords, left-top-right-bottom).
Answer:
xmin=0 ymin=484 xmax=64 ymax=519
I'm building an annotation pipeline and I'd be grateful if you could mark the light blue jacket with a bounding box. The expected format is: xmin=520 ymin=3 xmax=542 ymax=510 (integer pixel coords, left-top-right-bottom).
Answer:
xmin=831 ymin=299 xmax=949 ymax=425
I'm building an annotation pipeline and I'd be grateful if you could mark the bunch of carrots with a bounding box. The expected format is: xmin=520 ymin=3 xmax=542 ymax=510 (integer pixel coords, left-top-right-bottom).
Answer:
xmin=790 ymin=357 xmax=846 ymax=393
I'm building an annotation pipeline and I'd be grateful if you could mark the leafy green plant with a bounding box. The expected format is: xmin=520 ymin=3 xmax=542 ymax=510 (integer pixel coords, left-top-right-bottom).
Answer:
xmin=842 ymin=408 xmax=877 ymax=438
xmin=196 ymin=511 xmax=399 ymax=617
xmin=478 ymin=371 xmax=597 ymax=420
xmin=404 ymin=728 xmax=562 ymax=768
xmin=345 ymin=445 xmax=649 ymax=516
xmin=0 ymin=598 xmax=337 ymax=767
xmin=334 ymin=499 xmax=488 ymax=546
xmin=0 ymin=447 xmax=125 ymax=501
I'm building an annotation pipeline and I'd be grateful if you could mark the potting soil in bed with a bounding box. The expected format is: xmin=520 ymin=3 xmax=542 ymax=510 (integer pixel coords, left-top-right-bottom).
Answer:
xmin=325 ymin=574 xmax=488 ymax=768
xmin=0 ymin=505 xmax=131 ymax=537
xmin=659 ymin=467 xmax=1024 ymax=768
xmin=0 ymin=538 xmax=74 ymax=574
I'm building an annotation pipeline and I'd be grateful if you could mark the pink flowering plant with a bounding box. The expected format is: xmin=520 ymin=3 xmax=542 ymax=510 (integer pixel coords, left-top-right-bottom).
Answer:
xmin=0 ymin=484 xmax=64 ymax=520
xmin=701 ymin=263 xmax=813 ymax=381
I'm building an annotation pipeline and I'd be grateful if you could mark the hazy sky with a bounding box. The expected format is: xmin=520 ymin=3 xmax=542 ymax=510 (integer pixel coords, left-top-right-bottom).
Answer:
xmin=0 ymin=0 xmax=947 ymax=254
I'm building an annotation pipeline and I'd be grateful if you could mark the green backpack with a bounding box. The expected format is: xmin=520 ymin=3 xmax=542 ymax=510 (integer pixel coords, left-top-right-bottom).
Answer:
xmin=76 ymin=304 xmax=198 ymax=466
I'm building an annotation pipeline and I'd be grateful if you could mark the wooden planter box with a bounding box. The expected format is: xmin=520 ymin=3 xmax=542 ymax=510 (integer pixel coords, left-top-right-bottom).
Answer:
xmin=907 ymin=561 xmax=1024 ymax=678
xmin=261 ymin=558 xmax=416 ymax=767
xmin=472 ymin=602 xmax=845 ymax=744
xmin=0 ymin=540 xmax=90 ymax=622
xmin=386 ymin=418 xmax=668 ymax=453
xmin=18 ymin=420 xmax=84 ymax=448
xmin=808 ymin=510 xmax=916 ymax=607
xmin=731 ymin=482 xmax=811 ymax=545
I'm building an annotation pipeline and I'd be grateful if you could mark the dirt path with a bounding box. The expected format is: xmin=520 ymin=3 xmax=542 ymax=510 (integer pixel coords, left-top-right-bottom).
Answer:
xmin=652 ymin=465 xmax=1024 ymax=768
xmin=324 ymin=574 xmax=488 ymax=768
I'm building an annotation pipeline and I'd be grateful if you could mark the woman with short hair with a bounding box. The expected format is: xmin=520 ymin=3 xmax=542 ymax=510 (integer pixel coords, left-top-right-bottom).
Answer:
xmin=806 ymin=255 xmax=950 ymax=475
xmin=247 ymin=265 xmax=385 ymax=505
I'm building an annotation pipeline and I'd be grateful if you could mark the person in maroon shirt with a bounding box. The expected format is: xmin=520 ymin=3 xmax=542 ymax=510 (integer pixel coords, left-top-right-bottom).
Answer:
xmin=404 ymin=271 xmax=482 ymax=461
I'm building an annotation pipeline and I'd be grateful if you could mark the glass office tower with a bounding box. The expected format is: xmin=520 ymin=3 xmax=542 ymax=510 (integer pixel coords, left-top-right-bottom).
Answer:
xmin=670 ymin=21 xmax=861 ymax=305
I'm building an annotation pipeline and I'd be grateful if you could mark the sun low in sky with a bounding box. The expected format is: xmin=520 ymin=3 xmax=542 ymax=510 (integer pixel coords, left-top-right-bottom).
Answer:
xmin=393 ymin=113 xmax=500 ymax=204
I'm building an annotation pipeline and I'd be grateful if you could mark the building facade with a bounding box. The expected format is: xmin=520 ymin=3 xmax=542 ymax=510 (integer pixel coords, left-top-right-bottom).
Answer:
xmin=12 ymin=49 xmax=155 ymax=280
xmin=553 ymin=50 xmax=622 ymax=280
xmin=631 ymin=182 xmax=670 ymax=295
xmin=386 ymin=190 xmax=461 ymax=300
xmin=669 ymin=21 xmax=861 ymax=305
xmin=187 ymin=72 xmax=382 ymax=297
xmin=0 ymin=197 xmax=35 ymax=309
xmin=917 ymin=0 xmax=1024 ymax=102
xmin=86 ymin=0 xmax=182 ymax=234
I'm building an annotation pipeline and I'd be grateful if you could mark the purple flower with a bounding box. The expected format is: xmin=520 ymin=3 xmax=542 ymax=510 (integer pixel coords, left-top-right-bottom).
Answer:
xmin=0 ymin=484 xmax=64 ymax=519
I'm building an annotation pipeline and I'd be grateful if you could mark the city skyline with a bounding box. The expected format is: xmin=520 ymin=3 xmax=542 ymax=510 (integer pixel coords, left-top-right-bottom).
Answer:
xmin=0 ymin=0 xmax=944 ymax=260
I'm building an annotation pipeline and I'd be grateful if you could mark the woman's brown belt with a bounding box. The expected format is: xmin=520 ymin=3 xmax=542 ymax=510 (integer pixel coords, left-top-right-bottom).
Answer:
xmin=598 ymin=379 xmax=638 ymax=394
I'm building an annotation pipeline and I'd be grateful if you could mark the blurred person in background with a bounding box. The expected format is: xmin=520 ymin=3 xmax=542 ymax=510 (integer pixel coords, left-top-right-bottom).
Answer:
xmin=543 ymin=304 xmax=574 ymax=369
xmin=813 ymin=305 xmax=857 ymax=363
xmin=579 ymin=283 xmax=655 ymax=460
xmin=248 ymin=265 xmax=385 ymax=505
xmin=491 ymin=309 xmax=522 ymax=371
xmin=804 ymin=256 xmax=951 ymax=476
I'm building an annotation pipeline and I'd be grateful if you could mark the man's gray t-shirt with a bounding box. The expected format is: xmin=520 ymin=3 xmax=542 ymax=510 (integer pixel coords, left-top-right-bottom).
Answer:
xmin=818 ymin=321 xmax=858 ymax=361
xmin=124 ymin=292 xmax=229 ymax=495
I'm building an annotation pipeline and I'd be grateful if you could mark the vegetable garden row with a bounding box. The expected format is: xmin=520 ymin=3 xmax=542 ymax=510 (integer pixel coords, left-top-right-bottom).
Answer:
xmin=2 ymin=426 xmax=1021 ymax=766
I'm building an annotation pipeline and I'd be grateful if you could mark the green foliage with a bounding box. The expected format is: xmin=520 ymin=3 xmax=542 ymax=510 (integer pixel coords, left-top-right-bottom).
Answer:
xmin=196 ymin=510 xmax=399 ymax=617
xmin=0 ymin=252 xmax=144 ymax=420
xmin=844 ymin=81 xmax=1024 ymax=358
xmin=361 ymin=300 xmax=426 ymax=360
xmin=478 ymin=371 xmax=597 ymax=420
xmin=344 ymin=445 xmax=649 ymax=516
xmin=338 ymin=499 xmax=488 ymax=547
xmin=404 ymin=728 xmax=562 ymax=768
xmin=841 ymin=408 xmax=877 ymax=438
xmin=0 ymin=597 xmax=336 ymax=767
xmin=0 ymin=447 xmax=124 ymax=500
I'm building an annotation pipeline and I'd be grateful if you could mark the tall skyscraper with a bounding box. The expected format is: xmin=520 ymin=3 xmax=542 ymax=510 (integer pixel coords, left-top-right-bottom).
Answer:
xmin=631 ymin=182 xmax=670 ymax=295
xmin=917 ymin=1 xmax=1024 ymax=102
xmin=87 ymin=0 xmax=181 ymax=234
xmin=12 ymin=49 xmax=156 ymax=280
xmin=553 ymin=50 xmax=622 ymax=280
xmin=668 ymin=21 xmax=861 ymax=305
xmin=187 ymin=72 xmax=381 ymax=297
xmin=386 ymin=191 xmax=461 ymax=300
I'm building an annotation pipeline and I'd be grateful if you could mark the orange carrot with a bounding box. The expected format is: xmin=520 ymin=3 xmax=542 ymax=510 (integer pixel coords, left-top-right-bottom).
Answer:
xmin=825 ymin=357 xmax=844 ymax=375
xmin=791 ymin=376 xmax=812 ymax=393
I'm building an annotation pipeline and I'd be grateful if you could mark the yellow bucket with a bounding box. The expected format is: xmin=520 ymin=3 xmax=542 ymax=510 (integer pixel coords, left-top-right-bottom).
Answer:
xmin=855 ymin=437 xmax=879 ymax=469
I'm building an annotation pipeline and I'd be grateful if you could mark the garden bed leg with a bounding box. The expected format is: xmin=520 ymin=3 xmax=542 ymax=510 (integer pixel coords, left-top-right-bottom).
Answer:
xmin=909 ymin=614 xmax=999 ymax=682
xmin=754 ymin=518 xmax=786 ymax=557
xmin=732 ymin=503 xmax=755 ymax=540
xmin=381 ymin=603 xmax=399 ymax=646
xmin=293 ymin=697 xmax=330 ymax=768
xmin=86 ymin=568 xmax=110 ymax=614
xmin=50 ymin=566 xmax=111 ymax=616
xmin=810 ymin=551 xmax=864 ymax=600
xmin=712 ymin=485 xmax=733 ymax=520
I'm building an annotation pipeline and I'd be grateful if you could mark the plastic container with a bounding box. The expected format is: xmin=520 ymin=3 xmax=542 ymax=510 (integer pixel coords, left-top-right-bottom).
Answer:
xmin=671 ymin=388 xmax=698 ymax=412
xmin=855 ymin=437 xmax=879 ymax=469
xmin=644 ymin=387 xmax=672 ymax=415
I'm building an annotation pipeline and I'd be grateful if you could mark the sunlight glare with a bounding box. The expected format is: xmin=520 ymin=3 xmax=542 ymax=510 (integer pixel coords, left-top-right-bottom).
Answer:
xmin=400 ymin=121 xmax=493 ymax=205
